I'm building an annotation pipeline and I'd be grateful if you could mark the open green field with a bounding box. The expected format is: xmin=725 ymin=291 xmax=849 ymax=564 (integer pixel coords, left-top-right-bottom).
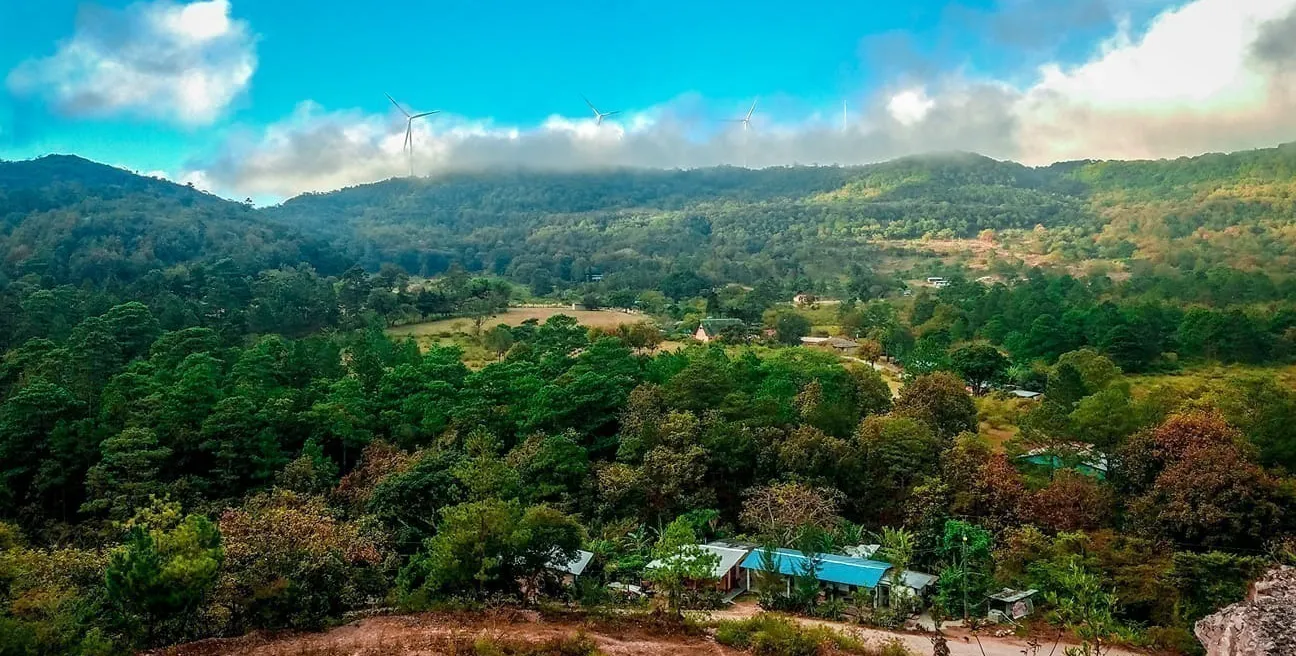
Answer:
xmin=387 ymin=307 xmax=650 ymax=338
xmin=387 ymin=307 xmax=666 ymax=365
xmin=1126 ymin=362 xmax=1296 ymax=394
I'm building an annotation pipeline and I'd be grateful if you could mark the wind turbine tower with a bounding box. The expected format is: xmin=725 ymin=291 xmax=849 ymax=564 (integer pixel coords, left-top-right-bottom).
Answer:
xmin=386 ymin=93 xmax=439 ymax=177
xmin=726 ymin=98 xmax=759 ymax=167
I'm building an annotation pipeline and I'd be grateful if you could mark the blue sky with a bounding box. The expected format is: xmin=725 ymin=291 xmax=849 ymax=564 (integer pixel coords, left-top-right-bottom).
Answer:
xmin=3 ymin=0 xmax=1296 ymax=201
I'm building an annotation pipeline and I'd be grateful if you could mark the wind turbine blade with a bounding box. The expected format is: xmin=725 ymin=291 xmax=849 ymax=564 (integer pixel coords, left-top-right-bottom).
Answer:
xmin=603 ymin=110 xmax=621 ymax=117
xmin=410 ymin=111 xmax=440 ymax=119
xmin=746 ymin=98 xmax=758 ymax=120
xmin=405 ymin=122 xmax=413 ymax=151
xmin=582 ymin=94 xmax=598 ymax=112
xmin=386 ymin=93 xmax=411 ymax=117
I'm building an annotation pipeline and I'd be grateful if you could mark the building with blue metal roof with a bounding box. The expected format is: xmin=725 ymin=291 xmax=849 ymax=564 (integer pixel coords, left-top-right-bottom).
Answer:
xmin=739 ymin=548 xmax=891 ymax=588
xmin=738 ymin=547 xmax=938 ymax=608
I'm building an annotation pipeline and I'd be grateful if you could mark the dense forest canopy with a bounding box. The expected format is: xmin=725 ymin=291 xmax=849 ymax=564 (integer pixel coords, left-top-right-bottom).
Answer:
xmin=0 ymin=156 xmax=352 ymax=287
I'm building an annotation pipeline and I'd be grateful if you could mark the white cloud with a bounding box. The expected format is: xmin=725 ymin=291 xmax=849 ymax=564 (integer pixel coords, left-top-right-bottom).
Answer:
xmin=187 ymin=92 xmax=1018 ymax=199
xmin=887 ymin=89 xmax=936 ymax=126
xmin=6 ymin=0 xmax=255 ymax=125
xmin=187 ymin=0 xmax=1296 ymax=199
xmin=1014 ymin=0 xmax=1296 ymax=162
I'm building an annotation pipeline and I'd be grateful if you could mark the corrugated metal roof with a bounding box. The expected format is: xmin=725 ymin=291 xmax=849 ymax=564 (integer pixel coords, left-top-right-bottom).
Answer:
xmin=646 ymin=544 xmax=750 ymax=578
xmin=900 ymin=570 xmax=939 ymax=591
xmin=988 ymin=588 xmax=1038 ymax=603
xmin=739 ymin=548 xmax=892 ymax=588
xmin=550 ymin=549 xmax=594 ymax=576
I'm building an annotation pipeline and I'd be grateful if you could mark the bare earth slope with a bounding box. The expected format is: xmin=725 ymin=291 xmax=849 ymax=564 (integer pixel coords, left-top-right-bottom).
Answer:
xmin=156 ymin=607 xmax=1146 ymax=656
xmin=156 ymin=611 xmax=738 ymax=656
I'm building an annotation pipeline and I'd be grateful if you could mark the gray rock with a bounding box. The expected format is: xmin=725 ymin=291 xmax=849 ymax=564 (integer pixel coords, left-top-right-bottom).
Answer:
xmin=1194 ymin=566 xmax=1296 ymax=656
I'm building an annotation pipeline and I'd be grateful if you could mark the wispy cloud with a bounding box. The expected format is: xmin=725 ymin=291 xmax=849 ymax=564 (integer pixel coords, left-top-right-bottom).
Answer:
xmin=6 ymin=0 xmax=255 ymax=125
xmin=188 ymin=89 xmax=1020 ymax=200
xmin=186 ymin=0 xmax=1296 ymax=200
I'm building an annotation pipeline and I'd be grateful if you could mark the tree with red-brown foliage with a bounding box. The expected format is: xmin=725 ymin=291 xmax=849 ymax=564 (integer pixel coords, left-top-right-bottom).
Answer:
xmin=1022 ymin=470 xmax=1116 ymax=532
xmin=213 ymin=490 xmax=386 ymax=633
xmin=1129 ymin=444 xmax=1285 ymax=549
xmin=332 ymin=440 xmax=417 ymax=511
xmin=1114 ymin=411 xmax=1246 ymax=494
xmin=1119 ymin=411 xmax=1288 ymax=549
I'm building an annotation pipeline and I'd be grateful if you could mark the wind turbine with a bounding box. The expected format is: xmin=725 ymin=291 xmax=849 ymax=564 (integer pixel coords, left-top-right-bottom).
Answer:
xmin=582 ymin=95 xmax=620 ymax=125
xmin=386 ymin=93 xmax=439 ymax=177
xmin=725 ymin=98 xmax=758 ymax=167
xmin=726 ymin=98 xmax=758 ymax=132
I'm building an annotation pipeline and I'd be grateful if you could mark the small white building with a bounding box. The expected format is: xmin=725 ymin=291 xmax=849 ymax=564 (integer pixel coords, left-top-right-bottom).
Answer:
xmin=645 ymin=542 xmax=753 ymax=594
xmin=987 ymin=588 xmax=1039 ymax=622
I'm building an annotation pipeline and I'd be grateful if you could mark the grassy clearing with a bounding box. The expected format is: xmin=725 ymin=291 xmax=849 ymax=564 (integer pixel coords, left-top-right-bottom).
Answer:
xmin=1126 ymin=362 xmax=1296 ymax=393
xmin=389 ymin=307 xmax=648 ymax=338
xmin=976 ymin=394 xmax=1036 ymax=451
xmin=387 ymin=307 xmax=657 ymax=364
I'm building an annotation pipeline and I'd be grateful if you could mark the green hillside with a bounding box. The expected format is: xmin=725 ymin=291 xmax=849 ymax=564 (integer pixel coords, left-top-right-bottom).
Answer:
xmin=7 ymin=144 xmax=1296 ymax=297
xmin=0 ymin=155 xmax=351 ymax=285
xmin=265 ymin=144 xmax=1296 ymax=288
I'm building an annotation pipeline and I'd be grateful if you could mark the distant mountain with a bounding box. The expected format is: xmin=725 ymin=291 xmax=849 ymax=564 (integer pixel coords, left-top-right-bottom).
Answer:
xmin=267 ymin=144 xmax=1296 ymax=281
xmin=264 ymin=153 xmax=1098 ymax=283
xmin=0 ymin=156 xmax=351 ymax=284
xmin=5 ymin=143 xmax=1296 ymax=292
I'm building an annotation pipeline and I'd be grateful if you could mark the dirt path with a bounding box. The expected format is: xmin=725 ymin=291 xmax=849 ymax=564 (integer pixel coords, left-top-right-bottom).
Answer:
xmin=701 ymin=601 xmax=1143 ymax=656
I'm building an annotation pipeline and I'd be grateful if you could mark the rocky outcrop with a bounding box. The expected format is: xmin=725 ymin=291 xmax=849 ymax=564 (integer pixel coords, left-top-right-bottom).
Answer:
xmin=1194 ymin=566 xmax=1296 ymax=656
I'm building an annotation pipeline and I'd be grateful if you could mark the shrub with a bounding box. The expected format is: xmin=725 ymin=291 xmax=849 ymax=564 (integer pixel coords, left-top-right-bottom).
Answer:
xmin=714 ymin=614 xmax=906 ymax=656
xmin=212 ymin=490 xmax=386 ymax=633
xmin=1142 ymin=626 xmax=1205 ymax=656
xmin=851 ymin=595 xmax=918 ymax=630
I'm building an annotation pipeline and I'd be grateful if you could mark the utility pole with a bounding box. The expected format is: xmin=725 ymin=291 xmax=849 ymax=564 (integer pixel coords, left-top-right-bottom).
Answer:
xmin=962 ymin=532 xmax=969 ymax=620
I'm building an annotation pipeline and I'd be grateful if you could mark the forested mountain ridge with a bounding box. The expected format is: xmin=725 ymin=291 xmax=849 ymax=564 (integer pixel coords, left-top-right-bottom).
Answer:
xmin=5 ymin=142 xmax=1296 ymax=297
xmin=8 ymin=147 xmax=1295 ymax=374
xmin=0 ymin=155 xmax=352 ymax=286
xmin=266 ymin=153 xmax=1095 ymax=284
xmin=0 ymin=155 xmax=223 ymax=202
xmin=263 ymin=143 xmax=1296 ymax=284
